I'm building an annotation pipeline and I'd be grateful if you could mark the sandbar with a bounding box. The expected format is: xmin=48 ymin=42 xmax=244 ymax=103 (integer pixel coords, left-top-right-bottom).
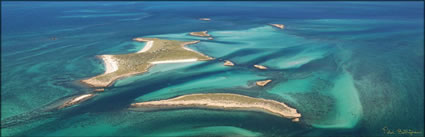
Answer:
xmin=254 ymin=64 xmax=268 ymax=70
xmin=256 ymin=80 xmax=272 ymax=87
xmin=270 ymin=24 xmax=285 ymax=29
xmin=59 ymin=94 xmax=94 ymax=109
xmin=131 ymin=93 xmax=301 ymax=121
xmin=190 ymin=31 xmax=211 ymax=37
xmin=224 ymin=60 xmax=235 ymax=66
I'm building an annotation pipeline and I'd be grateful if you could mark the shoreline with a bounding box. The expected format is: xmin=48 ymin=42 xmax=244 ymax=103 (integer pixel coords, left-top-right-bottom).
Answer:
xmin=133 ymin=38 xmax=154 ymax=53
xmin=101 ymin=55 xmax=118 ymax=74
xmin=182 ymin=41 xmax=215 ymax=60
xmin=150 ymin=59 xmax=198 ymax=64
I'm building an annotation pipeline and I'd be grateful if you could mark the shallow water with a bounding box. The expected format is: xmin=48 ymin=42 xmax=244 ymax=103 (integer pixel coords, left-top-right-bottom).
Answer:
xmin=1 ymin=1 xmax=424 ymax=136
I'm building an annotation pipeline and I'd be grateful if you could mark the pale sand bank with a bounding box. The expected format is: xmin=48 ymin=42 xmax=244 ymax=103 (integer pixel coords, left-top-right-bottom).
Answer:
xmin=224 ymin=60 xmax=235 ymax=66
xmin=150 ymin=59 xmax=198 ymax=64
xmin=190 ymin=31 xmax=211 ymax=37
xmin=270 ymin=24 xmax=285 ymax=29
xmin=131 ymin=93 xmax=301 ymax=121
xmin=254 ymin=64 xmax=268 ymax=70
xmin=59 ymin=94 xmax=94 ymax=109
xmin=256 ymin=80 xmax=272 ymax=87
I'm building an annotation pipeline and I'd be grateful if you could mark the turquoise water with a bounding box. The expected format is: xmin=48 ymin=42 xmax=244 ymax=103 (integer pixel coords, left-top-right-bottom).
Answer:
xmin=1 ymin=2 xmax=424 ymax=136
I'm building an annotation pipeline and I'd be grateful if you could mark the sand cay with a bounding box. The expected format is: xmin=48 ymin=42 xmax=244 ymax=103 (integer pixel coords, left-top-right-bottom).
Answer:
xmin=131 ymin=93 xmax=301 ymax=121
xmin=59 ymin=94 xmax=94 ymax=109
xmin=81 ymin=38 xmax=214 ymax=88
xmin=254 ymin=64 xmax=268 ymax=70
xmin=224 ymin=60 xmax=235 ymax=66
xmin=256 ymin=80 xmax=272 ymax=87
xmin=270 ymin=24 xmax=285 ymax=29
xmin=190 ymin=31 xmax=211 ymax=37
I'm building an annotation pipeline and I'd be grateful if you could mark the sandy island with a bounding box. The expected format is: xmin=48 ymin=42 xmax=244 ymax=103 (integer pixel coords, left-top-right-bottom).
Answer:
xmin=59 ymin=94 xmax=94 ymax=109
xmin=131 ymin=93 xmax=301 ymax=121
xmin=270 ymin=24 xmax=285 ymax=29
xmin=254 ymin=64 xmax=268 ymax=70
xmin=256 ymin=80 xmax=272 ymax=87
xmin=224 ymin=60 xmax=235 ymax=66
xmin=81 ymin=38 xmax=214 ymax=88
xmin=190 ymin=31 xmax=211 ymax=37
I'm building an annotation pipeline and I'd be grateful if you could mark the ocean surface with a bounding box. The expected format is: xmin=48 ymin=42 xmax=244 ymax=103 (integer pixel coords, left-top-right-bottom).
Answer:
xmin=1 ymin=2 xmax=424 ymax=136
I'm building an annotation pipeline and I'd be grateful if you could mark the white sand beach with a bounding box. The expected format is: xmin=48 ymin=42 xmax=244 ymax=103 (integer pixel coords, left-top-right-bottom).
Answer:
xmin=138 ymin=40 xmax=154 ymax=53
xmin=150 ymin=59 xmax=198 ymax=64
xmin=59 ymin=94 xmax=94 ymax=109
xmin=101 ymin=55 xmax=118 ymax=74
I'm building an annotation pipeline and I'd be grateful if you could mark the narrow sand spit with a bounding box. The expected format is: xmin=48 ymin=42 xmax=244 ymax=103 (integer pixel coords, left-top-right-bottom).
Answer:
xmin=270 ymin=24 xmax=285 ymax=29
xmin=59 ymin=94 xmax=94 ymax=109
xmin=150 ymin=59 xmax=198 ymax=64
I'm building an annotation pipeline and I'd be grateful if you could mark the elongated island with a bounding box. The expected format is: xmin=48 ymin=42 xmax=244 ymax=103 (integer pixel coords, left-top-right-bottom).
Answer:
xmin=81 ymin=38 xmax=214 ymax=88
xmin=131 ymin=93 xmax=301 ymax=122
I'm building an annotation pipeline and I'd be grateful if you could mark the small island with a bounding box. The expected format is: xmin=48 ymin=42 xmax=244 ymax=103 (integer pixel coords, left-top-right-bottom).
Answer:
xmin=130 ymin=93 xmax=301 ymax=121
xmin=224 ymin=60 xmax=235 ymax=66
xmin=256 ymin=80 xmax=272 ymax=87
xmin=190 ymin=31 xmax=211 ymax=37
xmin=254 ymin=64 xmax=268 ymax=70
xmin=270 ymin=24 xmax=285 ymax=29
xmin=199 ymin=18 xmax=211 ymax=21
xmin=93 ymin=88 xmax=105 ymax=92
xmin=81 ymin=38 xmax=214 ymax=88
xmin=58 ymin=94 xmax=94 ymax=109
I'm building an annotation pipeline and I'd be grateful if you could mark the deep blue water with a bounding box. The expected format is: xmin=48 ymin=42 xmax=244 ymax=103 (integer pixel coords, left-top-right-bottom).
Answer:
xmin=1 ymin=2 xmax=424 ymax=136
